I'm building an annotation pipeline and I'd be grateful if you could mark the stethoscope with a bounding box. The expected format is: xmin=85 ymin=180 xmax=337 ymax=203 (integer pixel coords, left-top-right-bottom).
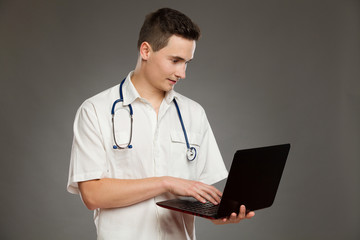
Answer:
xmin=111 ymin=78 xmax=197 ymax=161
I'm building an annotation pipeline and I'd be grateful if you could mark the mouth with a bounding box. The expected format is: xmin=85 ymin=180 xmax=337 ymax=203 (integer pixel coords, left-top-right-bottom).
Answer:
xmin=167 ymin=78 xmax=177 ymax=85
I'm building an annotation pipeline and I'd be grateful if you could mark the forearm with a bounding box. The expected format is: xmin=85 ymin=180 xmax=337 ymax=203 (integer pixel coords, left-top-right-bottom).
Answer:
xmin=79 ymin=177 xmax=168 ymax=210
xmin=79 ymin=176 xmax=222 ymax=210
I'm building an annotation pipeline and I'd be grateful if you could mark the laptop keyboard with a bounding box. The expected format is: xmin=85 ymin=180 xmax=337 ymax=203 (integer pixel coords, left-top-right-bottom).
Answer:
xmin=175 ymin=200 xmax=219 ymax=215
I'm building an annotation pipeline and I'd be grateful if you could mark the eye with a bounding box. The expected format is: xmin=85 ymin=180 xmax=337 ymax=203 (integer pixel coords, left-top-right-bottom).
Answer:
xmin=172 ymin=59 xmax=179 ymax=63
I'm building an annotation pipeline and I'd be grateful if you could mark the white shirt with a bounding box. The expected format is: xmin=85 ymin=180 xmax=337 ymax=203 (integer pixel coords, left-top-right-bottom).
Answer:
xmin=67 ymin=72 xmax=228 ymax=240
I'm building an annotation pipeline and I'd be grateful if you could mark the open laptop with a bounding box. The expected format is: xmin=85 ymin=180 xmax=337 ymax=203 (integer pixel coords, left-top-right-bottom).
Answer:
xmin=156 ymin=143 xmax=291 ymax=219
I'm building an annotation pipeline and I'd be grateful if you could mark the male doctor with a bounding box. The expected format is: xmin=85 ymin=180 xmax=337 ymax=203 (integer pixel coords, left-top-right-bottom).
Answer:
xmin=67 ymin=7 xmax=254 ymax=239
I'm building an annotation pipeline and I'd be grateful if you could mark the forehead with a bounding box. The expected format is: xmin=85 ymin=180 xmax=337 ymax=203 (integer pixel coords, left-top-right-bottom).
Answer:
xmin=158 ymin=35 xmax=196 ymax=60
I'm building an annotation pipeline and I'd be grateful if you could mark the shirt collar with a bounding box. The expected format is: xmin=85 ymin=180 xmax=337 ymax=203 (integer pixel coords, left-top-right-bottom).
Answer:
xmin=165 ymin=88 xmax=178 ymax=104
xmin=122 ymin=71 xmax=179 ymax=105
xmin=122 ymin=71 xmax=141 ymax=105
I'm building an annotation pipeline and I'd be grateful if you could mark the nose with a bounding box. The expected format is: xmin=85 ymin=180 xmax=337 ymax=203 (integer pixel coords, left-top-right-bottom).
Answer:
xmin=175 ymin=63 xmax=186 ymax=79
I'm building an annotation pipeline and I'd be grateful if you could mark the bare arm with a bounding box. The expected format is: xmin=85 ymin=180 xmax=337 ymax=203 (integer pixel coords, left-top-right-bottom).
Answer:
xmin=79 ymin=176 xmax=222 ymax=210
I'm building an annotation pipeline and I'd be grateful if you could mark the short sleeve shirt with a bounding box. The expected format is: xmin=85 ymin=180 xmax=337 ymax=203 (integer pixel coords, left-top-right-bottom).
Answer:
xmin=67 ymin=72 xmax=228 ymax=240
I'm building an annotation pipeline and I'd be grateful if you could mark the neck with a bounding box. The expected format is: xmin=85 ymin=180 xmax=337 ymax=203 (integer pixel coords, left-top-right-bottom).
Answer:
xmin=131 ymin=70 xmax=165 ymax=114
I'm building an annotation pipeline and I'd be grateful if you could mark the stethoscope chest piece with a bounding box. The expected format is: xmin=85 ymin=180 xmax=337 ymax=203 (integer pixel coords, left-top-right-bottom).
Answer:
xmin=186 ymin=147 xmax=197 ymax=161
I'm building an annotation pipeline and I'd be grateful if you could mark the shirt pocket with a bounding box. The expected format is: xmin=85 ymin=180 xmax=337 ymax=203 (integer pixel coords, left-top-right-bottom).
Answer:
xmin=170 ymin=130 xmax=201 ymax=146
xmin=110 ymin=130 xmax=136 ymax=178
xmin=170 ymin=130 xmax=201 ymax=179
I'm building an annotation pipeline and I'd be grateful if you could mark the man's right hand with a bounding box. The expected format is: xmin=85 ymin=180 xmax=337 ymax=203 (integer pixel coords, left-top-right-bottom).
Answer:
xmin=162 ymin=176 xmax=222 ymax=205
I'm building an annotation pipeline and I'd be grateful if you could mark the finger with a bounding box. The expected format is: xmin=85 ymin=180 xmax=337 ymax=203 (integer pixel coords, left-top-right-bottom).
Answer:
xmin=191 ymin=185 xmax=219 ymax=204
xmin=192 ymin=192 xmax=207 ymax=203
xmin=193 ymin=187 xmax=219 ymax=205
xmin=196 ymin=182 xmax=221 ymax=196
xmin=220 ymin=217 xmax=228 ymax=224
xmin=199 ymin=191 xmax=219 ymax=205
xmin=246 ymin=211 xmax=255 ymax=219
xmin=229 ymin=213 xmax=238 ymax=222
xmin=238 ymin=205 xmax=246 ymax=219
xmin=185 ymin=182 xmax=207 ymax=203
xmin=212 ymin=217 xmax=228 ymax=225
xmin=198 ymin=185 xmax=222 ymax=204
xmin=207 ymin=185 xmax=223 ymax=197
xmin=207 ymin=185 xmax=223 ymax=198
xmin=207 ymin=186 xmax=222 ymax=202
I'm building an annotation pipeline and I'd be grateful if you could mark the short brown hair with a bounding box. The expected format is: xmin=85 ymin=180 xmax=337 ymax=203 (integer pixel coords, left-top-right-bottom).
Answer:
xmin=137 ymin=8 xmax=201 ymax=51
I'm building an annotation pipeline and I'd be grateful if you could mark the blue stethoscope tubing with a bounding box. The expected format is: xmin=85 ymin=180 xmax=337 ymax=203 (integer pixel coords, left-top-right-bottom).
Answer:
xmin=173 ymin=99 xmax=197 ymax=161
xmin=111 ymin=78 xmax=197 ymax=161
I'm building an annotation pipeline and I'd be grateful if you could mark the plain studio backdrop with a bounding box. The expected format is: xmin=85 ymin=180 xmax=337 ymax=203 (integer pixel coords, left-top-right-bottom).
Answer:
xmin=0 ymin=0 xmax=359 ymax=239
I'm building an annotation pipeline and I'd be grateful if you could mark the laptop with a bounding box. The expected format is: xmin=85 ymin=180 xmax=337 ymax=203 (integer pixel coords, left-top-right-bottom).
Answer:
xmin=156 ymin=143 xmax=291 ymax=219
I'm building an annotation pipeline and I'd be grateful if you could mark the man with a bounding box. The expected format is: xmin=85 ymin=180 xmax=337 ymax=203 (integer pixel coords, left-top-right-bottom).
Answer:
xmin=67 ymin=8 xmax=254 ymax=239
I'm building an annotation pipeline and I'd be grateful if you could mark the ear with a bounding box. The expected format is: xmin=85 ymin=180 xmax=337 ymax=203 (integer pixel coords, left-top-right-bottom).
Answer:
xmin=139 ymin=42 xmax=152 ymax=60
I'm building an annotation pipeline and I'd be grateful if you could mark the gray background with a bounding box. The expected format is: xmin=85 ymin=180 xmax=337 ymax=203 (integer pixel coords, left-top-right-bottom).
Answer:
xmin=1 ymin=0 xmax=359 ymax=239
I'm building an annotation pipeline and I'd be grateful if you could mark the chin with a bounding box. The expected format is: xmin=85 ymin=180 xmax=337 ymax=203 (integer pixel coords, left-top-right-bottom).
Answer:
xmin=162 ymin=84 xmax=174 ymax=92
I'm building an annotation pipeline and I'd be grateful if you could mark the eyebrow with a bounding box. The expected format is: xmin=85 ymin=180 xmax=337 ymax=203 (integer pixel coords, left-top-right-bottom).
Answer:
xmin=171 ymin=56 xmax=193 ymax=63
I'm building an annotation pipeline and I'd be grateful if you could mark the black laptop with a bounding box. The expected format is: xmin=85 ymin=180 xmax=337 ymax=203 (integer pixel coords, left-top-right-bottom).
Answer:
xmin=156 ymin=144 xmax=291 ymax=219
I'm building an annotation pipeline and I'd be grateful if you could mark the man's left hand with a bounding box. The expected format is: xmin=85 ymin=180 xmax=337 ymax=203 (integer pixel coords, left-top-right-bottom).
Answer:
xmin=211 ymin=205 xmax=255 ymax=225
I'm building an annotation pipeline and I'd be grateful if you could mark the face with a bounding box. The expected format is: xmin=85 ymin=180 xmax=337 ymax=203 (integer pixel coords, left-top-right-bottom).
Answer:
xmin=141 ymin=35 xmax=196 ymax=93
